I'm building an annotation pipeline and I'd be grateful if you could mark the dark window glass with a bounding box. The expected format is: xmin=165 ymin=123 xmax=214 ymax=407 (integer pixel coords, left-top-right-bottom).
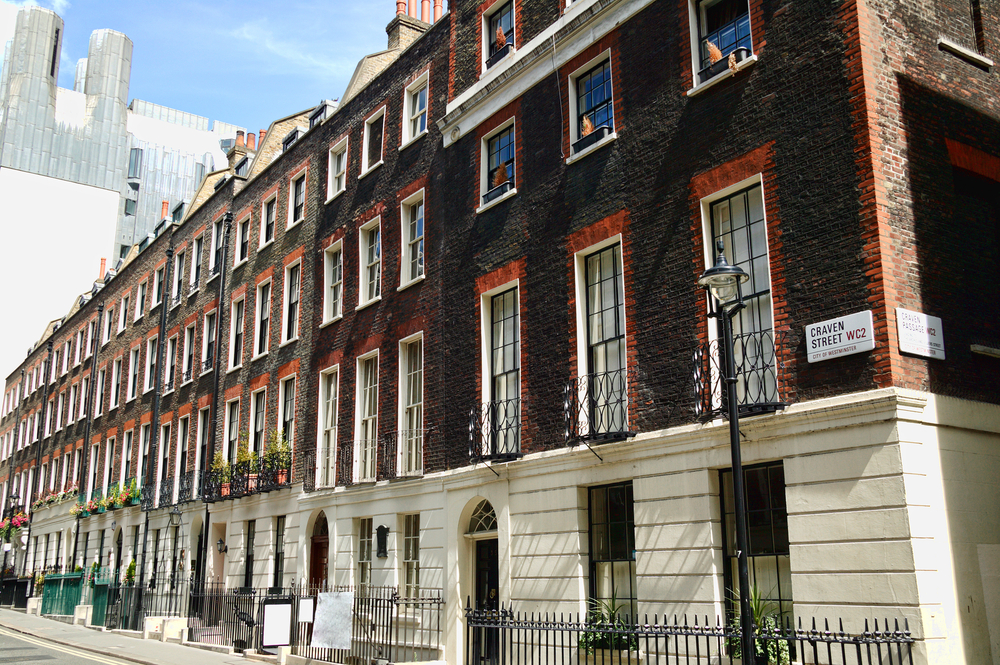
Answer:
xmin=367 ymin=116 xmax=384 ymax=168
xmin=488 ymin=2 xmax=513 ymax=58
xmin=265 ymin=200 xmax=276 ymax=242
xmin=588 ymin=481 xmax=636 ymax=617
xmin=487 ymin=126 xmax=515 ymax=191
xmin=577 ymin=61 xmax=614 ymax=136
xmin=292 ymin=177 xmax=305 ymax=222
xmin=699 ymin=0 xmax=751 ymax=70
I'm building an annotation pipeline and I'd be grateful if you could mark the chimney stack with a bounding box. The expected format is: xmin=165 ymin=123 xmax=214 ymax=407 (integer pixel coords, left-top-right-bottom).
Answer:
xmin=247 ymin=133 xmax=256 ymax=151
xmin=434 ymin=0 xmax=442 ymax=21
xmin=161 ymin=200 xmax=169 ymax=219
xmin=99 ymin=257 xmax=106 ymax=279
xmin=236 ymin=130 xmax=245 ymax=147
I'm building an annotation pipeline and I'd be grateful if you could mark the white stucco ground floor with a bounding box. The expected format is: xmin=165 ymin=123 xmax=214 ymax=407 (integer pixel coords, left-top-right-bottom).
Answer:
xmin=19 ymin=388 xmax=1000 ymax=664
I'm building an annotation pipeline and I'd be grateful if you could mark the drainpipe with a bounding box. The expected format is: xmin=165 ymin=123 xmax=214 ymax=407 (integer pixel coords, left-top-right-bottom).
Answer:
xmin=22 ymin=340 xmax=53 ymax=577
xmin=134 ymin=246 xmax=173 ymax=621
xmin=200 ymin=213 xmax=233 ymax=588
xmin=71 ymin=303 xmax=104 ymax=569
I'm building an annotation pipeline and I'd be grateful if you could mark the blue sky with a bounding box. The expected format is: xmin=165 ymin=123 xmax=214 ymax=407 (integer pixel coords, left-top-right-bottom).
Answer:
xmin=1 ymin=0 xmax=405 ymax=134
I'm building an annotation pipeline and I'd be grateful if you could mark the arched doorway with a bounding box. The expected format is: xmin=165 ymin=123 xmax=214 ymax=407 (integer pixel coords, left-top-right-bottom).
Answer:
xmin=310 ymin=512 xmax=329 ymax=590
xmin=468 ymin=499 xmax=499 ymax=665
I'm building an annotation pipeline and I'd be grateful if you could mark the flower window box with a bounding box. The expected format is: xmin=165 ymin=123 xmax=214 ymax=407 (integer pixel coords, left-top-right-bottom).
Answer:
xmin=483 ymin=181 xmax=513 ymax=205
xmin=487 ymin=42 xmax=512 ymax=69
xmin=698 ymin=46 xmax=750 ymax=84
xmin=572 ymin=125 xmax=611 ymax=155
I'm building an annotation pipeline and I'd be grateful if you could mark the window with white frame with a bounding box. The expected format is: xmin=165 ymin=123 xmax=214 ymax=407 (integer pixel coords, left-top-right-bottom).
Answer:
xmin=280 ymin=376 xmax=296 ymax=446
xmin=203 ymin=311 xmax=217 ymax=371
xmin=323 ymin=242 xmax=343 ymax=322
xmin=477 ymin=286 xmax=520 ymax=457
xmin=196 ymin=407 xmax=210 ymax=485
xmin=75 ymin=330 xmax=84 ymax=365
xmin=356 ymin=353 xmax=378 ymax=481
xmin=482 ymin=121 xmax=515 ymax=206
xmin=103 ymin=437 xmax=115 ymax=493
xmin=262 ymin=198 xmax=276 ymax=246
xmin=255 ymin=281 xmax=271 ymax=356
xmin=358 ymin=517 xmax=373 ymax=588
xmin=154 ymin=267 xmax=165 ymax=305
xmin=236 ymin=216 xmax=250 ymax=263
xmin=68 ymin=384 xmax=77 ymax=424
xmin=327 ymin=138 xmax=348 ymax=200
xmin=138 ymin=424 xmax=150 ymax=486
xmin=172 ymin=252 xmax=185 ymax=303
xmin=400 ymin=191 xmax=425 ymax=286
xmin=112 ymin=358 xmax=123 ymax=408
xmin=704 ymin=180 xmax=776 ymax=408
xmin=86 ymin=320 xmax=96 ymax=357
xmin=159 ymin=422 xmax=171 ymax=493
xmin=55 ymin=392 xmax=63 ymax=430
xmin=96 ymin=368 xmax=106 ymax=416
xmin=691 ymin=0 xmax=752 ymax=85
xmin=183 ymin=325 xmax=195 ymax=382
xmin=400 ymin=336 xmax=422 ymax=475
xmin=211 ymin=218 xmax=224 ymax=275
xmin=573 ymin=240 xmax=628 ymax=438
xmin=225 ymin=399 xmax=240 ymax=464
xmin=361 ymin=107 xmax=385 ymax=174
xmin=165 ymin=336 xmax=177 ymax=389
xmin=230 ymin=298 xmax=245 ymax=369
xmin=122 ymin=429 xmax=133 ymax=484
xmin=289 ymin=174 xmax=306 ymax=227
xmin=79 ymin=376 xmax=89 ymax=420
xmin=318 ymin=368 xmax=338 ymax=488
xmin=250 ymin=389 xmax=266 ymax=455
xmin=128 ymin=347 xmax=140 ymax=401
xmin=484 ymin=0 xmax=514 ymax=69
xmin=359 ymin=218 xmax=381 ymax=306
xmin=145 ymin=336 xmax=158 ymax=393
xmin=136 ymin=281 xmax=147 ymax=320
xmin=119 ymin=296 xmax=130 ymax=332
xmin=283 ymin=263 xmax=301 ymax=343
xmin=191 ymin=236 xmax=203 ymax=287
xmin=402 ymin=513 xmax=420 ymax=597
xmin=176 ymin=417 xmax=189 ymax=492
xmin=569 ymin=55 xmax=615 ymax=155
xmin=402 ymin=73 xmax=429 ymax=146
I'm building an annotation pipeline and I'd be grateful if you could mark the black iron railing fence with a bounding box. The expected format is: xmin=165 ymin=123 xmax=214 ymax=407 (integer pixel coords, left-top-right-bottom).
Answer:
xmin=470 ymin=397 xmax=524 ymax=463
xmin=378 ymin=429 xmax=431 ymax=480
xmin=564 ymin=367 xmax=636 ymax=444
xmin=693 ymin=329 xmax=787 ymax=421
xmin=465 ymin=605 xmax=914 ymax=665
xmin=186 ymin=582 xmax=443 ymax=659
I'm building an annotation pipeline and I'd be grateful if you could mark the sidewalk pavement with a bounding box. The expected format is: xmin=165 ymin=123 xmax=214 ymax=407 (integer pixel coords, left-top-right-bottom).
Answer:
xmin=0 ymin=608 xmax=248 ymax=665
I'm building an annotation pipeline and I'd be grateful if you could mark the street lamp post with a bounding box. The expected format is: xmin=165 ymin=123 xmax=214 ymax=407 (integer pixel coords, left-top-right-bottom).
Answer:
xmin=699 ymin=239 xmax=756 ymax=665
xmin=2 ymin=495 xmax=21 ymax=576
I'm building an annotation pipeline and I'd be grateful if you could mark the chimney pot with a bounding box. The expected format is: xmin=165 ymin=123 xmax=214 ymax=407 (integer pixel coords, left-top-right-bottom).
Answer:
xmin=161 ymin=200 xmax=169 ymax=219
xmin=421 ymin=0 xmax=430 ymax=22
xmin=259 ymin=129 xmax=267 ymax=144
xmin=433 ymin=0 xmax=442 ymax=21
xmin=409 ymin=0 xmax=417 ymax=18
xmin=99 ymin=258 xmax=106 ymax=279
xmin=247 ymin=133 xmax=256 ymax=151
xmin=236 ymin=130 xmax=245 ymax=147
xmin=397 ymin=0 xmax=406 ymax=14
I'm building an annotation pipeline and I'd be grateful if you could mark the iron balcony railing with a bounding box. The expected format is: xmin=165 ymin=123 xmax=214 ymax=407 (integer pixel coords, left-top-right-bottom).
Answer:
xmin=140 ymin=482 xmax=156 ymax=511
xmin=465 ymin=604 xmax=914 ymax=665
xmin=377 ymin=429 xmax=430 ymax=480
xmin=183 ymin=367 xmax=193 ymax=382
xmin=469 ymin=397 xmax=524 ymax=463
xmin=177 ymin=470 xmax=200 ymax=503
xmin=158 ymin=481 xmax=173 ymax=508
xmin=693 ymin=328 xmax=787 ymax=421
xmin=564 ymin=367 xmax=636 ymax=444
xmin=203 ymin=455 xmax=291 ymax=503
xmin=337 ymin=444 xmax=355 ymax=488
xmin=202 ymin=357 xmax=213 ymax=373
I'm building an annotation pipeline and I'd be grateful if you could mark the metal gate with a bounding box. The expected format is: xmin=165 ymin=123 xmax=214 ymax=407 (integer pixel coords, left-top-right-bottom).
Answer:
xmin=187 ymin=584 xmax=259 ymax=653
xmin=40 ymin=572 xmax=84 ymax=616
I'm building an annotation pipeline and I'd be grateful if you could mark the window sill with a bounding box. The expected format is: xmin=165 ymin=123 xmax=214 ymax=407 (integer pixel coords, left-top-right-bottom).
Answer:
xmin=199 ymin=369 xmax=213 ymax=378
xmin=226 ymin=365 xmax=242 ymax=375
xmin=319 ymin=314 xmax=343 ymax=329
xmin=359 ymin=161 xmax=383 ymax=180
xmin=279 ymin=337 xmax=299 ymax=349
xmin=476 ymin=187 xmax=517 ymax=214
xmin=937 ymin=37 xmax=994 ymax=71
xmin=181 ymin=378 xmax=193 ymax=387
xmin=133 ymin=315 xmax=142 ymax=324
xmin=170 ymin=301 xmax=181 ymax=311
xmin=163 ymin=388 xmax=174 ymax=397
xmin=189 ymin=285 xmax=199 ymax=296
xmin=325 ymin=189 xmax=346 ymax=205
xmin=207 ymin=272 xmax=220 ymax=286
xmin=287 ymin=218 xmax=304 ymax=230
xmin=397 ymin=274 xmax=425 ymax=292
xmin=143 ymin=387 xmax=154 ymax=395
xmin=234 ymin=258 xmax=248 ymax=269
xmin=566 ymin=131 xmax=617 ymax=165
xmin=483 ymin=44 xmax=515 ymax=76
xmin=356 ymin=296 xmax=382 ymax=312
xmin=252 ymin=351 xmax=269 ymax=362
xmin=151 ymin=302 xmax=161 ymax=312
xmin=259 ymin=239 xmax=275 ymax=251
xmin=686 ymin=54 xmax=757 ymax=97
xmin=398 ymin=130 xmax=428 ymax=152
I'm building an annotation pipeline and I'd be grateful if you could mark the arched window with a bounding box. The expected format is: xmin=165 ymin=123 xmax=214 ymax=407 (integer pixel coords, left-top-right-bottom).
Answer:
xmin=468 ymin=500 xmax=497 ymax=534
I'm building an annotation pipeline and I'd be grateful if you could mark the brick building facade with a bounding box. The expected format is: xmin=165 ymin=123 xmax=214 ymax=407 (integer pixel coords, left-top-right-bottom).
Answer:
xmin=1 ymin=0 xmax=998 ymax=662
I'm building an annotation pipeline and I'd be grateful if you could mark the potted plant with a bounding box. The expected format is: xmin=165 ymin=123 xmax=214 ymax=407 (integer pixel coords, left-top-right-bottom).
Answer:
xmin=92 ymin=496 xmax=106 ymax=514
xmin=577 ymin=594 xmax=640 ymax=665
xmin=265 ymin=429 xmax=292 ymax=485
xmin=34 ymin=573 xmax=45 ymax=595
xmin=88 ymin=560 xmax=100 ymax=587
xmin=106 ymin=484 xmax=120 ymax=510
xmin=483 ymin=161 xmax=512 ymax=204
xmin=127 ymin=478 xmax=140 ymax=505
xmin=124 ymin=559 xmax=136 ymax=586
xmin=235 ymin=433 xmax=258 ymax=491
xmin=211 ymin=451 xmax=231 ymax=497
xmin=698 ymin=41 xmax=751 ymax=84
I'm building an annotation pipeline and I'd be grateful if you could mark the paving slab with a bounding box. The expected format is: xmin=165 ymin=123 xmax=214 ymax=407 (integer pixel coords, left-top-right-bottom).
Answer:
xmin=0 ymin=608 xmax=247 ymax=665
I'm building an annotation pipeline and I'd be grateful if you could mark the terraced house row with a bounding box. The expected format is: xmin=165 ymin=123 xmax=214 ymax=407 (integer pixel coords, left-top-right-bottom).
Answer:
xmin=1 ymin=0 xmax=999 ymax=662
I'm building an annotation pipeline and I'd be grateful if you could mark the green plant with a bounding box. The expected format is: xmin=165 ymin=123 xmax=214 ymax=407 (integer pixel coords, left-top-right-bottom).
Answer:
xmin=34 ymin=573 xmax=45 ymax=594
xmin=264 ymin=429 xmax=292 ymax=468
xmin=89 ymin=560 xmax=100 ymax=587
xmin=211 ymin=451 xmax=231 ymax=483
xmin=124 ymin=559 xmax=136 ymax=585
xmin=235 ymin=434 xmax=257 ymax=466
xmin=577 ymin=593 xmax=639 ymax=654
xmin=726 ymin=585 xmax=790 ymax=665
xmin=107 ymin=483 xmax=120 ymax=504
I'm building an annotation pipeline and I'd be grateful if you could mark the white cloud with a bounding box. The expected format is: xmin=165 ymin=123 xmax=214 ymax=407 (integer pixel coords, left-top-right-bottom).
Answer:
xmin=229 ymin=20 xmax=356 ymax=79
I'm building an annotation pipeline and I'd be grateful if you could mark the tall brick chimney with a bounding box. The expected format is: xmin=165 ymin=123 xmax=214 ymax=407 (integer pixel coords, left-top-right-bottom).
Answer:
xmin=247 ymin=133 xmax=256 ymax=151
xmin=99 ymin=257 xmax=106 ymax=279
xmin=161 ymin=200 xmax=169 ymax=220
xmin=386 ymin=10 xmax=428 ymax=50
